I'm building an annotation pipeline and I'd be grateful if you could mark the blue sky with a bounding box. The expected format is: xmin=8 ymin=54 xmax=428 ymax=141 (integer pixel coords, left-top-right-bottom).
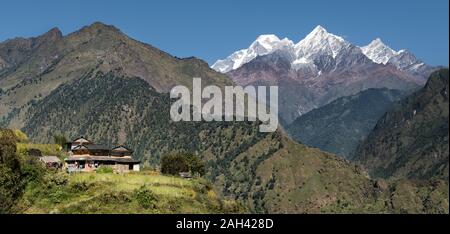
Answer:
xmin=0 ymin=0 xmax=448 ymax=66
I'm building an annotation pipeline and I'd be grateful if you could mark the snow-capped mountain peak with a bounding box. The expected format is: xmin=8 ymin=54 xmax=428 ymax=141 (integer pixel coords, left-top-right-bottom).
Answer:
xmin=360 ymin=39 xmax=428 ymax=72
xmin=360 ymin=38 xmax=399 ymax=64
xmin=295 ymin=25 xmax=350 ymax=59
xmin=212 ymin=26 xmax=430 ymax=75
xmin=302 ymin=25 xmax=344 ymax=44
xmin=211 ymin=34 xmax=294 ymax=73
xmin=311 ymin=25 xmax=327 ymax=33
xmin=248 ymin=34 xmax=294 ymax=55
xmin=251 ymin=34 xmax=281 ymax=49
xmin=212 ymin=26 xmax=352 ymax=73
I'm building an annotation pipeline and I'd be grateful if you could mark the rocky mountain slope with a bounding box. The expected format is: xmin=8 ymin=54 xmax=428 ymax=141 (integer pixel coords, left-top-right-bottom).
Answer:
xmin=353 ymin=69 xmax=449 ymax=180
xmin=287 ymin=88 xmax=406 ymax=158
xmin=0 ymin=22 xmax=232 ymax=129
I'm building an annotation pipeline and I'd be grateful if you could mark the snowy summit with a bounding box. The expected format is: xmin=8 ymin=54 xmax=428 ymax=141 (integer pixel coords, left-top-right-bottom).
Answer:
xmin=212 ymin=25 xmax=424 ymax=73
xmin=361 ymin=38 xmax=400 ymax=64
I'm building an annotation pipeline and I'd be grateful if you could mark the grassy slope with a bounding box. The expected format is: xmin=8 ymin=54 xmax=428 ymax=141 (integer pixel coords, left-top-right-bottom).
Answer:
xmin=11 ymin=136 xmax=245 ymax=214
xmin=235 ymin=136 xmax=449 ymax=213
xmin=3 ymin=129 xmax=449 ymax=214
xmin=18 ymin=172 xmax=246 ymax=214
xmin=16 ymin=143 xmax=63 ymax=157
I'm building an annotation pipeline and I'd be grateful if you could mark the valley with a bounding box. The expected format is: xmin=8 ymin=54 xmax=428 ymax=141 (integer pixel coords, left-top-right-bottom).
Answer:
xmin=287 ymin=88 xmax=406 ymax=158
xmin=1 ymin=22 xmax=448 ymax=214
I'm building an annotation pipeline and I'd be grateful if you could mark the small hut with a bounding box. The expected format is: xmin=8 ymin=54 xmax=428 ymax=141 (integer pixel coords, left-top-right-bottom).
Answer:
xmin=39 ymin=156 xmax=62 ymax=169
xmin=179 ymin=172 xmax=192 ymax=179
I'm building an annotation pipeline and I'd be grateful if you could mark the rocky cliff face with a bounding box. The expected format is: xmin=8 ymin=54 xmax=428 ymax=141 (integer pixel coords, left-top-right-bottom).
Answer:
xmin=0 ymin=27 xmax=63 ymax=74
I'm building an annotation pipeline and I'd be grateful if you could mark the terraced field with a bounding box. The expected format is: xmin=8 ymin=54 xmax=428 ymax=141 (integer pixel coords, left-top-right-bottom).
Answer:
xmin=18 ymin=172 xmax=246 ymax=214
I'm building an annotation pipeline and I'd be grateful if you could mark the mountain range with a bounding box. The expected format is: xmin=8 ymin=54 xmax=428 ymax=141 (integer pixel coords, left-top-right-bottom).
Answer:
xmin=0 ymin=23 xmax=448 ymax=213
xmin=214 ymin=25 xmax=437 ymax=124
xmin=213 ymin=25 xmax=433 ymax=77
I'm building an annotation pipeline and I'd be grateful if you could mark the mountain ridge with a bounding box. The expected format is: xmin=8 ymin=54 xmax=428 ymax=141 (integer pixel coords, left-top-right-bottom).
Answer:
xmin=0 ymin=22 xmax=233 ymax=129
xmin=221 ymin=25 xmax=436 ymax=124
xmin=212 ymin=25 xmax=434 ymax=77
xmin=287 ymin=88 xmax=406 ymax=158
xmin=353 ymin=69 xmax=449 ymax=180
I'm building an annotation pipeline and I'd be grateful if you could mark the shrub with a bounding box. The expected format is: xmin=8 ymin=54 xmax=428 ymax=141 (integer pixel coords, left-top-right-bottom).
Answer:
xmin=43 ymin=172 xmax=69 ymax=189
xmin=13 ymin=130 xmax=29 ymax=143
xmin=160 ymin=153 xmax=189 ymax=175
xmin=160 ymin=151 xmax=205 ymax=176
xmin=99 ymin=191 xmax=132 ymax=204
xmin=0 ymin=129 xmax=23 ymax=213
xmin=20 ymin=158 xmax=46 ymax=184
xmin=48 ymin=189 xmax=69 ymax=204
xmin=185 ymin=153 xmax=206 ymax=176
xmin=166 ymin=199 xmax=181 ymax=212
xmin=26 ymin=148 xmax=42 ymax=157
xmin=70 ymin=181 xmax=90 ymax=193
xmin=193 ymin=179 xmax=213 ymax=194
xmin=220 ymin=200 xmax=248 ymax=213
xmin=0 ymin=165 xmax=23 ymax=213
xmin=96 ymin=166 xmax=113 ymax=173
xmin=133 ymin=186 xmax=157 ymax=209
xmin=53 ymin=134 xmax=67 ymax=148
xmin=0 ymin=129 xmax=20 ymax=171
